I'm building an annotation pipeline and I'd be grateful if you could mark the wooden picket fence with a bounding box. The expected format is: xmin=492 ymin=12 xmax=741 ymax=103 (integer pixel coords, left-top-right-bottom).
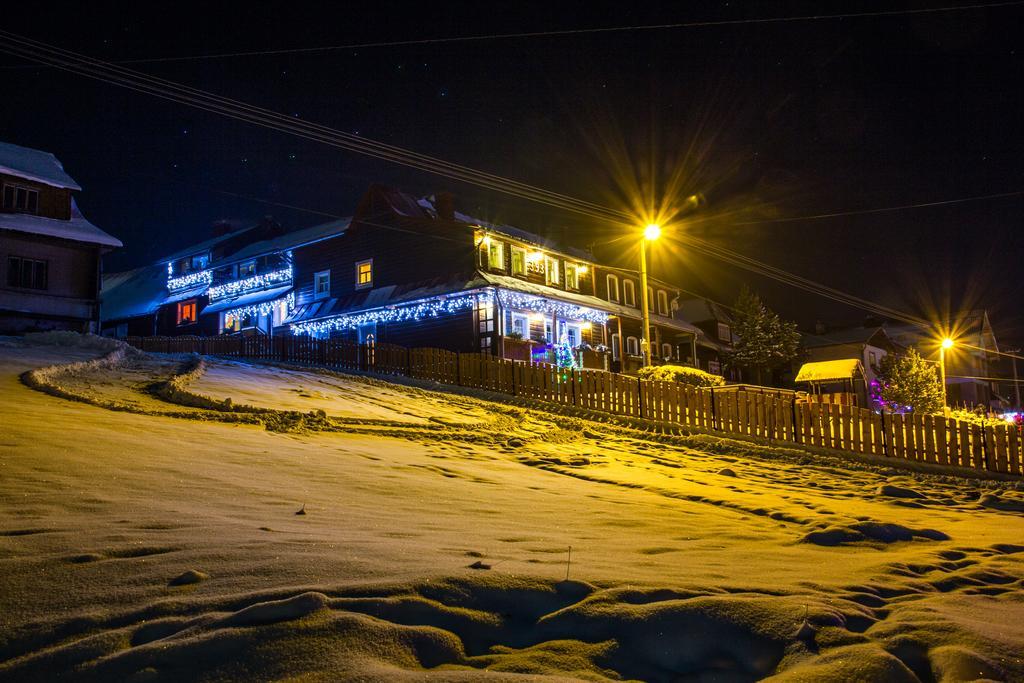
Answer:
xmin=126 ymin=335 xmax=1023 ymax=477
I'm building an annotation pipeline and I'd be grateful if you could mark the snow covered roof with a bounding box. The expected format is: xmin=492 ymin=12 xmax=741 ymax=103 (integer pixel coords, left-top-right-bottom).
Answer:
xmin=795 ymin=359 xmax=864 ymax=383
xmin=218 ymin=218 xmax=349 ymax=267
xmin=202 ymin=284 xmax=292 ymax=315
xmin=0 ymin=198 xmax=122 ymax=248
xmin=100 ymin=264 xmax=205 ymax=321
xmin=0 ymin=141 xmax=82 ymax=190
xmin=413 ymin=194 xmax=594 ymax=262
xmin=676 ymin=297 xmax=732 ymax=325
xmin=159 ymin=225 xmax=258 ymax=264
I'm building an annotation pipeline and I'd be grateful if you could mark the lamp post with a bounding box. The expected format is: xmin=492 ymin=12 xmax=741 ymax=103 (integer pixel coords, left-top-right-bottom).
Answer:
xmin=940 ymin=337 xmax=954 ymax=407
xmin=639 ymin=223 xmax=661 ymax=367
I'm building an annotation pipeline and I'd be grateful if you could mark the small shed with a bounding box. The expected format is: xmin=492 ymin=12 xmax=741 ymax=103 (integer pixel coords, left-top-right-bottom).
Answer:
xmin=795 ymin=358 xmax=867 ymax=406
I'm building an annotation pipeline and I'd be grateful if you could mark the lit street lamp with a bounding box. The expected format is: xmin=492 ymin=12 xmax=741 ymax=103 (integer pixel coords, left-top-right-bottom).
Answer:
xmin=940 ymin=337 xmax=954 ymax=407
xmin=639 ymin=223 xmax=660 ymax=366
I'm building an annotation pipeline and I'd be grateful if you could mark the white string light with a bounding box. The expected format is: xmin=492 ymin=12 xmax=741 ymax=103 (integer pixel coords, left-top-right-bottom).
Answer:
xmin=224 ymin=292 xmax=295 ymax=319
xmin=167 ymin=269 xmax=213 ymax=291
xmin=208 ymin=267 xmax=293 ymax=301
xmin=495 ymin=290 xmax=609 ymax=324
xmin=291 ymin=291 xmax=491 ymax=336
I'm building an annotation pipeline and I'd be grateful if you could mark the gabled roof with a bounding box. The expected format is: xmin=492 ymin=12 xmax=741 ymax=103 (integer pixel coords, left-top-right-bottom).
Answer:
xmin=675 ymin=297 xmax=732 ymax=325
xmin=0 ymin=141 xmax=82 ymax=190
xmin=159 ymin=218 xmax=350 ymax=266
xmin=802 ymin=326 xmax=892 ymax=349
xmin=795 ymin=359 xmax=864 ymax=383
xmin=0 ymin=198 xmax=122 ymax=248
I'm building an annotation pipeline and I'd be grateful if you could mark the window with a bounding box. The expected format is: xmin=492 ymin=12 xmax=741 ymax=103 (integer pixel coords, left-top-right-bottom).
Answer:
xmin=544 ymin=320 xmax=553 ymax=343
xmin=717 ymin=323 xmax=731 ymax=342
xmin=708 ymin=360 xmax=721 ymax=374
xmin=626 ymin=336 xmax=639 ymax=356
xmin=868 ymin=351 xmax=877 ymax=367
xmin=487 ymin=240 xmax=505 ymax=270
xmin=190 ymin=253 xmax=210 ymax=271
xmin=2 ymin=184 xmax=39 ymax=214
xmin=314 ymin=270 xmax=331 ymax=299
xmin=607 ymin=274 xmax=620 ymax=302
xmin=355 ymin=260 xmax=373 ymax=289
xmin=177 ymin=299 xmax=197 ymax=325
xmin=6 ymin=256 xmax=47 ymax=290
xmin=511 ymin=246 xmax=526 ymax=276
xmin=238 ymin=261 xmax=256 ymax=277
xmin=612 ymin=333 xmax=621 ymax=360
xmin=623 ymin=280 xmax=636 ymax=307
xmin=545 ymin=257 xmax=559 ymax=286
xmin=565 ymin=324 xmax=582 ymax=347
xmin=662 ymin=343 xmax=673 ymax=360
xmin=657 ymin=290 xmax=669 ymax=316
xmin=564 ymin=264 xmax=579 ymax=290
xmin=222 ymin=312 xmax=240 ymax=333
xmin=510 ymin=312 xmax=529 ymax=338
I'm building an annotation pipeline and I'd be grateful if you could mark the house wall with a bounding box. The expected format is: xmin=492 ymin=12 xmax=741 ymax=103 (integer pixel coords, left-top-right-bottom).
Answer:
xmin=292 ymin=217 xmax=475 ymax=309
xmin=0 ymin=230 xmax=100 ymax=333
xmin=0 ymin=172 xmax=72 ymax=221
xmin=154 ymin=297 xmax=219 ymax=336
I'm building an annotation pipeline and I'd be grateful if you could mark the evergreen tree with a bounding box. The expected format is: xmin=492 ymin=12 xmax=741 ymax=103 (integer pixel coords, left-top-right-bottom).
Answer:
xmin=725 ymin=287 xmax=800 ymax=385
xmin=875 ymin=348 xmax=944 ymax=414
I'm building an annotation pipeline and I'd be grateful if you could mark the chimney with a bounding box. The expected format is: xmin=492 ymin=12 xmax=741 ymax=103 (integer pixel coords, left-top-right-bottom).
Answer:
xmin=814 ymin=320 xmax=826 ymax=335
xmin=435 ymin=191 xmax=455 ymax=221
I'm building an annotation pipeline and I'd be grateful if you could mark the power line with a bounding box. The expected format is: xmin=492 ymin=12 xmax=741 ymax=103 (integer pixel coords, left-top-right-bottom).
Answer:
xmin=732 ymin=191 xmax=1024 ymax=225
xmin=0 ymin=30 xmax=959 ymax=338
xmin=3 ymin=2 xmax=1021 ymax=68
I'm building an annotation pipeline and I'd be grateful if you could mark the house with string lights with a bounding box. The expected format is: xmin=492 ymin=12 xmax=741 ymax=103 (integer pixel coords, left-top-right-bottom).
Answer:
xmin=101 ymin=216 xmax=347 ymax=338
xmin=283 ymin=185 xmax=704 ymax=371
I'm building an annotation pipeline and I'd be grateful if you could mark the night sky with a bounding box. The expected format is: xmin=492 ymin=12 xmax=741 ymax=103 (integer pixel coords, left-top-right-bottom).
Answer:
xmin=2 ymin=2 xmax=1022 ymax=342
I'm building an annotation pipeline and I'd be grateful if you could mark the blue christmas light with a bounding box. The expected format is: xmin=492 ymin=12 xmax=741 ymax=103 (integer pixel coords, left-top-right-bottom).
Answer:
xmin=224 ymin=293 xmax=295 ymax=319
xmin=208 ymin=267 xmax=293 ymax=301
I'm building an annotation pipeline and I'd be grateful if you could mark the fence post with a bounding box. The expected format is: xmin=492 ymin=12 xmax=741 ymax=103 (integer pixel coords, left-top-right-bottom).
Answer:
xmin=880 ymin=411 xmax=889 ymax=457
xmin=456 ymin=353 xmax=462 ymax=386
xmin=637 ymin=379 xmax=644 ymax=419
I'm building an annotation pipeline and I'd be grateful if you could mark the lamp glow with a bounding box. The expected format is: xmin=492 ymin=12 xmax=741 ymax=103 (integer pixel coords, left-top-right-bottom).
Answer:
xmin=941 ymin=337 xmax=954 ymax=349
xmin=644 ymin=224 xmax=661 ymax=241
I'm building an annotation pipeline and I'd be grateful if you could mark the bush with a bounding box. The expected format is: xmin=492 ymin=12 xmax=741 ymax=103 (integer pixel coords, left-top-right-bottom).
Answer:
xmin=637 ymin=364 xmax=725 ymax=388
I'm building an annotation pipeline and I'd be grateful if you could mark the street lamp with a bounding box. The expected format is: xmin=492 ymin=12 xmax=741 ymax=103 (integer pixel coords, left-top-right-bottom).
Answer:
xmin=940 ymin=337 xmax=954 ymax=408
xmin=639 ymin=224 xmax=661 ymax=366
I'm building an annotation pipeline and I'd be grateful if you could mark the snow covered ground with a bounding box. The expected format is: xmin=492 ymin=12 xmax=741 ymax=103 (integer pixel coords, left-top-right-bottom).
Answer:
xmin=1 ymin=335 xmax=1022 ymax=681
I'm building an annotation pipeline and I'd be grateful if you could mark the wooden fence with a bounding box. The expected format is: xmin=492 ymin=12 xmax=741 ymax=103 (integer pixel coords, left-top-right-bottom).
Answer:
xmin=127 ymin=335 xmax=1023 ymax=477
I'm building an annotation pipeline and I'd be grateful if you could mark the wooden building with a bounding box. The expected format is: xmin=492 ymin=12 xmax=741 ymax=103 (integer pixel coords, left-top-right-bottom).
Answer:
xmin=0 ymin=141 xmax=121 ymax=334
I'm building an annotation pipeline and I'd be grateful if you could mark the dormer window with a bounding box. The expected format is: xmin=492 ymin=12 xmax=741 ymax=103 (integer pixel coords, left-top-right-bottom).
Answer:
xmin=623 ymin=280 xmax=636 ymax=307
xmin=607 ymin=274 xmax=620 ymax=302
xmin=510 ymin=246 xmax=526 ymax=276
xmin=718 ymin=323 xmax=731 ymax=342
xmin=564 ymin=264 xmax=579 ymax=290
xmin=545 ymin=257 xmax=559 ymax=286
xmin=2 ymin=184 xmax=39 ymax=214
xmin=657 ymin=290 xmax=669 ymax=316
xmin=487 ymin=240 xmax=505 ymax=271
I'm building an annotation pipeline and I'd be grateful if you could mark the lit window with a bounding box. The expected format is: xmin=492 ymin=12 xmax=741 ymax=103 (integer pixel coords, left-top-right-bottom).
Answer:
xmin=314 ymin=270 xmax=331 ymax=299
xmin=545 ymin=257 xmax=559 ymax=286
xmin=657 ymin=290 xmax=669 ymax=316
xmin=6 ymin=256 xmax=47 ymax=290
xmin=487 ymin=240 xmax=505 ymax=270
xmin=564 ymin=264 xmax=579 ymax=290
xmin=511 ymin=247 xmax=526 ymax=276
xmin=623 ymin=280 xmax=636 ymax=307
xmin=238 ymin=261 xmax=256 ymax=277
xmin=190 ymin=253 xmax=210 ymax=270
xmin=717 ymin=323 xmax=731 ymax=342
xmin=607 ymin=274 xmax=620 ymax=302
xmin=626 ymin=336 xmax=639 ymax=356
xmin=510 ymin=312 xmax=529 ymax=337
xmin=223 ymin=312 xmax=240 ymax=333
xmin=177 ymin=300 xmax=197 ymax=325
xmin=355 ymin=260 xmax=373 ymax=289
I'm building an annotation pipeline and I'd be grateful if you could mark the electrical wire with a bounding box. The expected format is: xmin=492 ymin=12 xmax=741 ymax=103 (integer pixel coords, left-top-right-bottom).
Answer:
xmin=3 ymin=2 xmax=1021 ymax=67
xmin=0 ymin=29 xmax=974 ymax=338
